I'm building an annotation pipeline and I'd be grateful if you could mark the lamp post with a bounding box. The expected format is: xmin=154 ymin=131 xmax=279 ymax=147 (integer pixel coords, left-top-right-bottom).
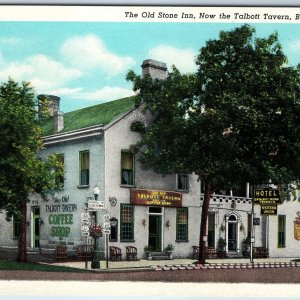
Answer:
xmin=91 ymin=185 xmax=100 ymax=269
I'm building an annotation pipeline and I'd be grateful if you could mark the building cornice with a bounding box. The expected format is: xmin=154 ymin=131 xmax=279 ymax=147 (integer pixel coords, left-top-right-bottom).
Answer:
xmin=42 ymin=125 xmax=104 ymax=146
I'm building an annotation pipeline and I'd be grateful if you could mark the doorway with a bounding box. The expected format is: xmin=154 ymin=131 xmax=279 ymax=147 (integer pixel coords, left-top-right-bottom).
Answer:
xmin=148 ymin=207 xmax=162 ymax=251
xmin=32 ymin=207 xmax=40 ymax=248
xmin=227 ymin=214 xmax=237 ymax=251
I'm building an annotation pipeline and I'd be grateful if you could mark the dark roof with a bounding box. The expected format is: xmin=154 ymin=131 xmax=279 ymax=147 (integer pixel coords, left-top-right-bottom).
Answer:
xmin=42 ymin=96 xmax=136 ymax=136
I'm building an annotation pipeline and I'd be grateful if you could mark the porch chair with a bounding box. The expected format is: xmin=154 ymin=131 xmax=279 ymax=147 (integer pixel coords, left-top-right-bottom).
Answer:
xmin=126 ymin=246 xmax=137 ymax=261
xmin=109 ymin=246 xmax=122 ymax=261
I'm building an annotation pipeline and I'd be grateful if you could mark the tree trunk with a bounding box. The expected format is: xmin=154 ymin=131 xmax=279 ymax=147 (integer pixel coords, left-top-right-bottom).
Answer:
xmin=17 ymin=201 xmax=28 ymax=263
xmin=198 ymin=180 xmax=212 ymax=264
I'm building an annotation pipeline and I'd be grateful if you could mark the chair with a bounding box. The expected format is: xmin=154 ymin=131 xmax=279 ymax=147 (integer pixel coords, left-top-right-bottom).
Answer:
xmin=55 ymin=245 xmax=68 ymax=261
xmin=109 ymin=246 xmax=122 ymax=261
xmin=254 ymin=247 xmax=263 ymax=258
xmin=192 ymin=246 xmax=200 ymax=259
xmin=126 ymin=246 xmax=137 ymax=261
xmin=76 ymin=245 xmax=93 ymax=261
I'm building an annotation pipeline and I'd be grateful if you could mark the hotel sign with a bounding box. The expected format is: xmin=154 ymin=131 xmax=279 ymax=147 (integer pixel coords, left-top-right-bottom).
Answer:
xmin=130 ymin=189 xmax=182 ymax=207
xmin=254 ymin=188 xmax=281 ymax=215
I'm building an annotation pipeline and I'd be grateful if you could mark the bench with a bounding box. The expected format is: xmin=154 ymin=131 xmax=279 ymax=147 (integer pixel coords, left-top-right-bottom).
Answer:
xmin=76 ymin=245 xmax=93 ymax=261
xmin=126 ymin=246 xmax=137 ymax=261
xmin=254 ymin=247 xmax=269 ymax=258
xmin=55 ymin=245 xmax=68 ymax=261
xmin=109 ymin=246 xmax=122 ymax=261
xmin=206 ymin=247 xmax=217 ymax=259
xmin=192 ymin=246 xmax=199 ymax=259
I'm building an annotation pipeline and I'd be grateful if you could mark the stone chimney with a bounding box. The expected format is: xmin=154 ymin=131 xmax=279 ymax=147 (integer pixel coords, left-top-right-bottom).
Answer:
xmin=141 ymin=59 xmax=167 ymax=80
xmin=38 ymin=94 xmax=61 ymax=117
xmin=53 ymin=111 xmax=64 ymax=133
xmin=38 ymin=94 xmax=64 ymax=133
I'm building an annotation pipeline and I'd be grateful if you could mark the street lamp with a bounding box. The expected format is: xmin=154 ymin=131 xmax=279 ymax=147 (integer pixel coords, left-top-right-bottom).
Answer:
xmin=91 ymin=185 xmax=101 ymax=269
xmin=93 ymin=185 xmax=100 ymax=200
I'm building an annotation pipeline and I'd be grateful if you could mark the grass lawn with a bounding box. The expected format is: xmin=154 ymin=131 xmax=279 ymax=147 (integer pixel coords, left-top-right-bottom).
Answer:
xmin=0 ymin=259 xmax=88 ymax=273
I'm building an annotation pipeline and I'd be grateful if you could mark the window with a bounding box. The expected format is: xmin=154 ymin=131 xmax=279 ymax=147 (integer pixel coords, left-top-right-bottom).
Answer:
xmin=55 ymin=154 xmax=64 ymax=188
xmin=177 ymin=174 xmax=189 ymax=191
xmin=247 ymin=213 xmax=252 ymax=239
xmin=278 ymin=215 xmax=286 ymax=248
xmin=176 ymin=208 xmax=188 ymax=241
xmin=13 ymin=217 xmax=20 ymax=239
xmin=79 ymin=151 xmax=89 ymax=186
xmin=121 ymin=150 xmax=134 ymax=186
xmin=208 ymin=213 xmax=215 ymax=248
xmin=120 ymin=204 xmax=134 ymax=241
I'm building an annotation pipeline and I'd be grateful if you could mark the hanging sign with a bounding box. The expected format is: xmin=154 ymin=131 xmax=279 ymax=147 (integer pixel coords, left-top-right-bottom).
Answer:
xmin=254 ymin=189 xmax=281 ymax=204
xmin=261 ymin=204 xmax=277 ymax=215
xmin=294 ymin=212 xmax=300 ymax=240
xmin=87 ymin=200 xmax=105 ymax=211
xmin=254 ymin=188 xmax=281 ymax=215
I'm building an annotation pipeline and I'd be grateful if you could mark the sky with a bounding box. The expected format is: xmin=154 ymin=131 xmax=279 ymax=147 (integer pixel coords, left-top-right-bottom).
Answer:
xmin=1 ymin=21 xmax=300 ymax=112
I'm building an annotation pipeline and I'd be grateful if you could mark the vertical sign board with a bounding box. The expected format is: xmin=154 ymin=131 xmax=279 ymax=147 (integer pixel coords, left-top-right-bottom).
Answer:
xmin=294 ymin=212 xmax=300 ymax=240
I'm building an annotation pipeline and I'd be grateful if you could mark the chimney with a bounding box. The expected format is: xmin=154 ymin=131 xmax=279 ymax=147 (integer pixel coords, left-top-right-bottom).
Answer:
xmin=38 ymin=94 xmax=64 ymax=133
xmin=38 ymin=94 xmax=61 ymax=116
xmin=53 ymin=111 xmax=64 ymax=133
xmin=141 ymin=59 xmax=167 ymax=80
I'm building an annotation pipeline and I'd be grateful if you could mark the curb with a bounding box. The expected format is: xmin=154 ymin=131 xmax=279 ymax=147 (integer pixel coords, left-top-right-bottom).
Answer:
xmin=151 ymin=262 xmax=300 ymax=271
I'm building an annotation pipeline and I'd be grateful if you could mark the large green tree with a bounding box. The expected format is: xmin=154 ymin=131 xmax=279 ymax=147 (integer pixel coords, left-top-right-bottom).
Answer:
xmin=127 ymin=25 xmax=300 ymax=263
xmin=0 ymin=79 xmax=62 ymax=262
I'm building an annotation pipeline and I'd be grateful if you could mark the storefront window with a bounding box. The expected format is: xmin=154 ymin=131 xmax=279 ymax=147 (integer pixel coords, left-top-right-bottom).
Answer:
xmin=79 ymin=150 xmax=89 ymax=186
xmin=177 ymin=174 xmax=189 ymax=191
xmin=176 ymin=208 xmax=188 ymax=241
xmin=121 ymin=150 xmax=134 ymax=186
xmin=278 ymin=215 xmax=286 ymax=248
xmin=120 ymin=204 xmax=134 ymax=241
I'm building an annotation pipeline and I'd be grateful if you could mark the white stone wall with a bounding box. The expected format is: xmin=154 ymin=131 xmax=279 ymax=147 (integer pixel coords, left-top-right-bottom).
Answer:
xmin=104 ymin=107 xmax=204 ymax=259
xmin=27 ymin=136 xmax=105 ymax=250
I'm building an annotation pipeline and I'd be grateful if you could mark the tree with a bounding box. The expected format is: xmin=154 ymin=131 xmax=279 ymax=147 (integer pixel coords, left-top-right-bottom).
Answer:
xmin=127 ymin=25 xmax=300 ymax=263
xmin=0 ymin=79 xmax=63 ymax=262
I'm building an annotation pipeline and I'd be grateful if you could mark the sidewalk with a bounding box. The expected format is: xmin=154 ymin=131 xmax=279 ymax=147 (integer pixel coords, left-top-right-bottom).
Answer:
xmin=48 ymin=257 xmax=299 ymax=272
xmin=1 ymin=247 xmax=299 ymax=272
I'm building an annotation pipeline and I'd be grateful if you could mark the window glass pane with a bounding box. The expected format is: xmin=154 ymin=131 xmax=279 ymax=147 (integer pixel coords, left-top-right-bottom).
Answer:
xmin=121 ymin=205 xmax=134 ymax=241
xmin=176 ymin=208 xmax=188 ymax=241
xmin=80 ymin=151 xmax=89 ymax=185
xmin=177 ymin=174 xmax=188 ymax=191
xmin=55 ymin=154 xmax=64 ymax=188
xmin=121 ymin=151 xmax=134 ymax=185
xmin=13 ymin=218 xmax=20 ymax=238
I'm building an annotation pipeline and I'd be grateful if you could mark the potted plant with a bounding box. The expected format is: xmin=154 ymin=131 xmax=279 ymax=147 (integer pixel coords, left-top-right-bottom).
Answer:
xmin=165 ymin=244 xmax=175 ymax=259
xmin=89 ymin=224 xmax=103 ymax=239
xmin=242 ymin=236 xmax=251 ymax=258
xmin=218 ymin=237 xmax=226 ymax=251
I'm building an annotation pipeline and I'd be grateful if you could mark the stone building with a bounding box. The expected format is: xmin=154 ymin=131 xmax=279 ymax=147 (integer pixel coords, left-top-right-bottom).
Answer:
xmin=0 ymin=59 xmax=299 ymax=260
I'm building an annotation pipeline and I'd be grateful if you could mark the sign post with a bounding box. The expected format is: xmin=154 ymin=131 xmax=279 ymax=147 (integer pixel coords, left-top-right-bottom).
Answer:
xmin=103 ymin=217 xmax=111 ymax=269
xmin=80 ymin=212 xmax=91 ymax=269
